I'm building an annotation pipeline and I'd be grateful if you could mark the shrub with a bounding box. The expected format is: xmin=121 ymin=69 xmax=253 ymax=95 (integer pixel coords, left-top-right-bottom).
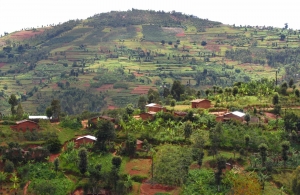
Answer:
xmin=131 ymin=175 xmax=148 ymax=183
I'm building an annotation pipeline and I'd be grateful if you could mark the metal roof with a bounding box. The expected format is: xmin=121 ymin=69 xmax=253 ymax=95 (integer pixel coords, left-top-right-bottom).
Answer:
xmin=76 ymin=135 xmax=97 ymax=141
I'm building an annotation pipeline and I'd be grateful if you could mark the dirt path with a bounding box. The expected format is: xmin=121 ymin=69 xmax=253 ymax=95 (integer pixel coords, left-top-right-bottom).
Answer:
xmin=81 ymin=120 xmax=88 ymax=129
xmin=23 ymin=181 xmax=31 ymax=195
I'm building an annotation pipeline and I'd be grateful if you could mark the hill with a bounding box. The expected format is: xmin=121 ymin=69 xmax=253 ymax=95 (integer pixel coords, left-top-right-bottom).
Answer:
xmin=0 ymin=9 xmax=298 ymax=115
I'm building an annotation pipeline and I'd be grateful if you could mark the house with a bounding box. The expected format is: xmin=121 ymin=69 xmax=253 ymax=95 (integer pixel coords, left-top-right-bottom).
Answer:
xmin=190 ymin=99 xmax=211 ymax=109
xmin=145 ymin=103 xmax=166 ymax=113
xmin=174 ymin=111 xmax=187 ymax=117
xmin=90 ymin=116 xmax=116 ymax=125
xmin=139 ymin=111 xmax=156 ymax=120
xmin=223 ymin=111 xmax=246 ymax=122
xmin=136 ymin=139 xmax=143 ymax=150
xmin=75 ymin=135 xmax=97 ymax=147
xmin=28 ymin=116 xmax=52 ymax=123
xmin=10 ymin=120 xmax=40 ymax=132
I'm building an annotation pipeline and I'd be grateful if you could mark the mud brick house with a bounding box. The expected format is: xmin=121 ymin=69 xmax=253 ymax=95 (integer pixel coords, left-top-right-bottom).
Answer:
xmin=136 ymin=139 xmax=143 ymax=150
xmin=190 ymin=99 xmax=211 ymax=109
xmin=10 ymin=120 xmax=40 ymax=132
xmin=90 ymin=116 xmax=116 ymax=125
xmin=75 ymin=135 xmax=97 ymax=147
xmin=223 ymin=111 xmax=246 ymax=122
xmin=145 ymin=103 xmax=166 ymax=112
xmin=139 ymin=111 xmax=156 ymax=120
xmin=174 ymin=111 xmax=187 ymax=117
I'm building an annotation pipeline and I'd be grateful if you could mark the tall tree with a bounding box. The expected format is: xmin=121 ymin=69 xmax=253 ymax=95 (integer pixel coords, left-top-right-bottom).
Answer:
xmin=16 ymin=103 xmax=24 ymax=119
xmin=137 ymin=96 xmax=147 ymax=111
xmin=171 ymin=80 xmax=185 ymax=101
xmin=50 ymin=99 xmax=61 ymax=119
xmin=244 ymin=113 xmax=251 ymax=125
xmin=95 ymin=120 xmax=116 ymax=152
xmin=78 ymin=148 xmax=88 ymax=175
xmin=184 ymin=121 xmax=193 ymax=140
xmin=258 ymin=143 xmax=268 ymax=167
xmin=281 ymin=141 xmax=290 ymax=168
xmin=8 ymin=94 xmax=18 ymax=115
xmin=215 ymin=156 xmax=226 ymax=192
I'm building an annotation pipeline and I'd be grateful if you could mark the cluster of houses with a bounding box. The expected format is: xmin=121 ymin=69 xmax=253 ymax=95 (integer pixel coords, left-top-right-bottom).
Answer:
xmin=137 ymin=99 xmax=246 ymax=122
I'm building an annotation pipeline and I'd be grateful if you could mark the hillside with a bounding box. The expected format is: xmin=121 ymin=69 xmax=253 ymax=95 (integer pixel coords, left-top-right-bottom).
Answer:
xmin=0 ymin=9 xmax=298 ymax=115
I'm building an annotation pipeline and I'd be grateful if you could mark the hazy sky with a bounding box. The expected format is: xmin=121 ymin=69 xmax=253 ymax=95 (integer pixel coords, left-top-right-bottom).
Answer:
xmin=0 ymin=0 xmax=299 ymax=35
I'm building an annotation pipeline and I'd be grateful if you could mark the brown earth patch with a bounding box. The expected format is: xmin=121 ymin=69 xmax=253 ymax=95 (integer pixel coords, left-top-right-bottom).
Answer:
xmin=0 ymin=62 xmax=6 ymax=68
xmin=176 ymin=33 xmax=185 ymax=37
xmin=125 ymin=159 xmax=152 ymax=176
xmin=131 ymin=85 xmax=155 ymax=95
xmin=10 ymin=30 xmax=44 ymax=40
xmin=204 ymin=44 xmax=221 ymax=52
xmin=108 ymin=105 xmax=117 ymax=110
xmin=96 ymin=84 xmax=114 ymax=92
xmin=140 ymin=182 xmax=180 ymax=195
xmin=265 ymin=112 xmax=278 ymax=120
xmin=81 ymin=120 xmax=88 ymax=129
xmin=49 ymin=153 xmax=60 ymax=162
xmin=83 ymin=82 xmax=90 ymax=87
xmin=133 ymin=71 xmax=144 ymax=77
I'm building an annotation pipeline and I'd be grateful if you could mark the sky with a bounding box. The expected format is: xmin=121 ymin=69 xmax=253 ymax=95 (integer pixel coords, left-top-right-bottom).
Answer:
xmin=0 ymin=0 xmax=299 ymax=35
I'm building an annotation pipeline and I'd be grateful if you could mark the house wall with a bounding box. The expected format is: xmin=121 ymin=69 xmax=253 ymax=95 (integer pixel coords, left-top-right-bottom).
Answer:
xmin=192 ymin=101 xmax=211 ymax=109
xmin=224 ymin=114 xmax=244 ymax=122
xmin=11 ymin=122 xmax=39 ymax=132
xmin=140 ymin=113 xmax=154 ymax=120
xmin=75 ymin=138 xmax=95 ymax=148
xmin=136 ymin=143 xmax=143 ymax=150
xmin=147 ymin=107 xmax=166 ymax=112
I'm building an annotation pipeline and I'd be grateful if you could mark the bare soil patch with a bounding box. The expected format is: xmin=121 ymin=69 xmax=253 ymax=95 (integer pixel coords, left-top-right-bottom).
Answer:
xmin=133 ymin=71 xmax=144 ymax=77
xmin=265 ymin=112 xmax=278 ymax=120
xmin=108 ymin=105 xmax=117 ymax=110
xmin=10 ymin=30 xmax=44 ymax=40
xmin=0 ymin=62 xmax=6 ymax=68
xmin=49 ymin=153 xmax=60 ymax=162
xmin=96 ymin=84 xmax=114 ymax=92
xmin=131 ymin=85 xmax=155 ymax=95
xmin=140 ymin=182 xmax=180 ymax=195
xmin=176 ymin=33 xmax=185 ymax=37
xmin=125 ymin=159 xmax=152 ymax=176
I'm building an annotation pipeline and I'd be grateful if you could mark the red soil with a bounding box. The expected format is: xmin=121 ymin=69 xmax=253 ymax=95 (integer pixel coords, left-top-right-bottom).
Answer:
xmin=133 ymin=71 xmax=144 ymax=77
xmin=140 ymin=183 xmax=179 ymax=195
xmin=176 ymin=33 xmax=185 ymax=37
xmin=10 ymin=30 xmax=44 ymax=40
xmin=107 ymin=105 xmax=117 ymax=110
xmin=0 ymin=62 xmax=6 ymax=68
xmin=131 ymin=85 xmax=155 ymax=95
xmin=264 ymin=112 xmax=278 ymax=120
xmin=83 ymin=82 xmax=90 ymax=87
xmin=125 ymin=159 xmax=152 ymax=176
xmin=96 ymin=84 xmax=114 ymax=92
xmin=49 ymin=153 xmax=60 ymax=162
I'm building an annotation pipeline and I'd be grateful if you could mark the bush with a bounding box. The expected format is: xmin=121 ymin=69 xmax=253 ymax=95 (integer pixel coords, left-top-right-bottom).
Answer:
xmin=4 ymin=160 xmax=14 ymax=173
xmin=131 ymin=175 xmax=148 ymax=183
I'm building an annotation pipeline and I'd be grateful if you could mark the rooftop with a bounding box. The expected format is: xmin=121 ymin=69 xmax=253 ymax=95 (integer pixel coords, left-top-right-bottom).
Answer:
xmin=29 ymin=116 xmax=52 ymax=119
xmin=16 ymin=119 xmax=37 ymax=124
xmin=76 ymin=135 xmax=97 ymax=141
xmin=190 ymin=99 xmax=210 ymax=103
xmin=225 ymin=111 xmax=246 ymax=117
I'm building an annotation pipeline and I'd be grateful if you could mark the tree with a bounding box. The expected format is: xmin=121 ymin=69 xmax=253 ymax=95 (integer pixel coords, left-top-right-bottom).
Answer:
xmin=258 ymin=143 xmax=268 ymax=167
xmin=184 ymin=121 xmax=193 ymax=140
xmin=295 ymin=89 xmax=300 ymax=99
xmin=112 ymin=156 xmax=122 ymax=169
xmin=8 ymin=94 xmax=18 ymax=115
xmin=54 ymin=158 xmax=59 ymax=173
xmin=170 ymin=99 xmax=176 ymax=107
xmin=171 ymin=80 xmax=185 ymax=101
xmin=244 ymin=113 xmax=251 ymax=125
xmin=232 ymin=86 xmax=239 ymax=98
xmin=50 ymin=99 xmax=61 ymax=119
xmin=95 ymin=120 xmax=116 ymax=152
xmin=126 ymin=104 xmax=134 ymax=115
xmin=201 ymin=41 xmax=207 ymax=46
xmin=16 ymin=103 xmax=24 ymax=119
xmin=161 ymin=40 xmax=165 ymax=45
xmin=209 ymin=123 xmax=222 ymax=157
xmin=272 ymin=93 xmax=279 ymax=105
xmin=215 ymin=155 xmax=226 ymax=191
xmin=244 ymin=135 xmax=250 ymax=153
xmin=45 ymin=107 xmax=53 ymax=118
xmin=78 ymin=148 xmax=88 ymax=175
xmin=289 ymin=78 xmax=294 ymax=88
xmin=46 ymin=136 xmax=62 ymax=154
xmin=283 ymin=112 xmax=298 ymax=133
xmin=137 ymin=96 xmax=147 ymax=111
xmin=4 ymin=160 xmax=14 ymax=173
xmin=10 ymin=172 xmax=19 ymax=194
xmin=125 ymin=134 xmax=136 ymax=157
xmin=281 ymin=141 xmax=290 ymax=168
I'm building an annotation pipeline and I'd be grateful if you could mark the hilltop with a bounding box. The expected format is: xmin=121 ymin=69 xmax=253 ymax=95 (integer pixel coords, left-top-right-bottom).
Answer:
xmin=0 ymin=9 xmax=298 ymax=115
